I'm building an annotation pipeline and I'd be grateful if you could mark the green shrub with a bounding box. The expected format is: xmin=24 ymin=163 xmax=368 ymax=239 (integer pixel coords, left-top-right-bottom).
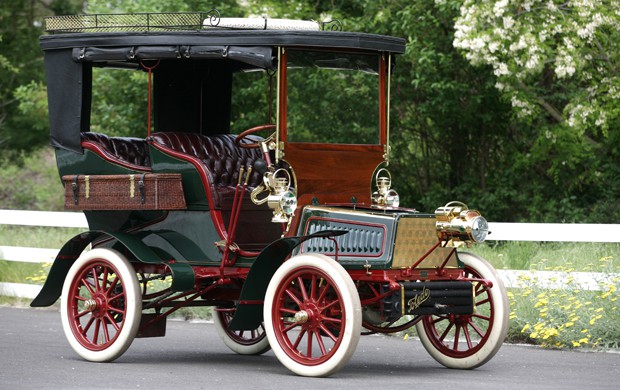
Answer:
xmin=0 ymin=147 xmax=64 ymax=211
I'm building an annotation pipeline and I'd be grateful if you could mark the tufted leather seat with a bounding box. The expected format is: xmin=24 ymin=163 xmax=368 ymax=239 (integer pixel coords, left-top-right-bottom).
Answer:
xmin=149 ymin=132 xmax=264 ymax=209
xmin=81 ymin=132 xmax=151 ymax=170
xmin=148 ymin=131 xmax=287 ymax=252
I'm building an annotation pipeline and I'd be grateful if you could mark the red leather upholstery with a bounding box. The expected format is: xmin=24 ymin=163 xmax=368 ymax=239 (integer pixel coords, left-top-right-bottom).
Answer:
xmin=149 ymin=132 xmax=264 ymax=209
xmin=81 ymin=132 xmax=151 ymax=170
xmin=149 ymin=132 xmax=284 ymax=251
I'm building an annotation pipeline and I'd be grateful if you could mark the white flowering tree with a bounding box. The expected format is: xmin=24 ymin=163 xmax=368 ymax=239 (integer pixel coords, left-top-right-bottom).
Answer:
xmin=448 ymin=0 xmax=620 ymax=222
xmin=452 ymin=0 xmax=619 ymax=133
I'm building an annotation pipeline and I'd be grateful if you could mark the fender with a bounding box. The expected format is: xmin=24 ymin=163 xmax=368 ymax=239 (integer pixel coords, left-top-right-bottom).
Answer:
xmin=30 ymin=230 xmax=197 ymax=308
xmin=228 ymin=229 xmax=346 ymax=330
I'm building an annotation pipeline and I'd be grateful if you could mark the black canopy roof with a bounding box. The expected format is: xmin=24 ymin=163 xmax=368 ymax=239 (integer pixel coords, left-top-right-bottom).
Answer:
xmin=41 ymin=29 xmax=406 ymax=54
xmin=42 ymin=26 xmax=406 ymax=152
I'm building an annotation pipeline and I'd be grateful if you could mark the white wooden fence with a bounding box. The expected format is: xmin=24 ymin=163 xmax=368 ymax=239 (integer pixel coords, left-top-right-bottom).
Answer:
xmin=1 ymin=209 xmax=619 ymax=298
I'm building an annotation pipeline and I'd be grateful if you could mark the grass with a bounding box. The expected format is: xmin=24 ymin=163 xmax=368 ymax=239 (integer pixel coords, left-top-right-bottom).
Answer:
xmin=0 ymin=260 xmax=42 ymax=283
xmin=0 ymin=225 xmax=83 ymax=248
xmin=466 ymin=240 xmax=620 ymax=271
xmin=1 ymin=225 xmax=619 ymax=349
xmin=464 ymin=242 xmax=620 ymax=350
xmin=0 ymin=225 xmax=82 ymax=284
xmin=0 ymin=295 xmax=38 ymax=308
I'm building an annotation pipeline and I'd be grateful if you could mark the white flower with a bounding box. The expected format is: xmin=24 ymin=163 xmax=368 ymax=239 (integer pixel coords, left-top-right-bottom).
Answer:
xmin=547 ymin=1 xmax=558 ymax=12
xmin=494 ymin=62 xmax=510 ymax=76
xmin=471 ymin=37 xmax=486 ymax=50
xmin=526 ymin=55 xmax=539 ymax=70
xmin=494 ymin=0 xmax=509 ymax=17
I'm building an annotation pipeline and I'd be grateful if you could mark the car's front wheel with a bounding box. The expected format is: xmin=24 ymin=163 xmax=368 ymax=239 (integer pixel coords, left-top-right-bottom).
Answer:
xmin=264 ymin=253 xmax=362 ymax=377
xmin=416 ymin=252 xmax=509 ymax=369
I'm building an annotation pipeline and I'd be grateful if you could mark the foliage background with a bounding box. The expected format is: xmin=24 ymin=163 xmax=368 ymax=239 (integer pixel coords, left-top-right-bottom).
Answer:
xmin=1 ymin=0 xmax=619 ymax=224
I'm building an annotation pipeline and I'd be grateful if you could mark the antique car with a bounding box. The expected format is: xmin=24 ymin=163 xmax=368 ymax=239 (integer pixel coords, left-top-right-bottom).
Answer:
xmin=31 ymin=11 xmax=508 ymax=377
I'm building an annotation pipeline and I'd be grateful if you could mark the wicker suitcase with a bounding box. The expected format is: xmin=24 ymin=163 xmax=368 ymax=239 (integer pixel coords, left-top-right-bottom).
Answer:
xmin=63 ymin=173 xmax=186 ymax=210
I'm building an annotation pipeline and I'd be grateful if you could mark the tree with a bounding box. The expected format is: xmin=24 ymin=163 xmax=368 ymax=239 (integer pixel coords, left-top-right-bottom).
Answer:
xmin=0 ymin=0 xmax=83 ymax=152
xmin=453 ymin=0 xmax=619 ymax=131
xmin=9 ymin=0 xmax=617 ymax=221
xmin=452 ymin=0 xmax=620 ymax=222
xmin=238 ymin=1 xmax=515 ymax=216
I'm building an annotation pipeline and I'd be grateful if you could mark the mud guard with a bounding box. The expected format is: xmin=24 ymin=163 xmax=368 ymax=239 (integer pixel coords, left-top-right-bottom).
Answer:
xmin=30 ymin=230 xmax=197 ymax=308
xmin=228 ymin=230 xmax=346 ymax=330
xmin=30 ymin=231 xmax=101 ymax=307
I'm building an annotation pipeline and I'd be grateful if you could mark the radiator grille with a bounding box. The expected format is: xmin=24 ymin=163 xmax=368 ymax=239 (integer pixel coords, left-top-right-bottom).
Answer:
xmin=301 ymin=219 xmax=385 ymax=257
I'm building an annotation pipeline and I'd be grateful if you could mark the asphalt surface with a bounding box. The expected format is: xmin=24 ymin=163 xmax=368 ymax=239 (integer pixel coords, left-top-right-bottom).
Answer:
xmin=1 ymin=306 xmax=618 ymax=389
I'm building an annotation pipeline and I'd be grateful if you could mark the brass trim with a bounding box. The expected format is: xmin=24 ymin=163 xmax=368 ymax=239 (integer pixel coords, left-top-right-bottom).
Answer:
xmin=84 ymin=299 xmax=97 ymax=312
xmin=393 ymin=217 xmax=458 ymax=269
xmin=85 ymin=175 xmax=90 ymax=199
xmin=294 ymin=310 xmax=309 ymax=324
xmin=386 ymin=53 xmax=391 ymax=164
xmin=275 ymin=47 xmax=282 ymax=164
xmin=400 ymin=283 xmax=405 ymax=317
xmin=129 ymin=174 xmax=135 ymax=198
xmin=303 ymin=205 xmax=398 ymax=218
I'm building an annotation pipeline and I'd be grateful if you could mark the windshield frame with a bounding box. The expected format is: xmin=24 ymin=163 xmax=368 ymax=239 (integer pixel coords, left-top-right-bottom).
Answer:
xmin=276 ymin=47 xmax=389 ymax=163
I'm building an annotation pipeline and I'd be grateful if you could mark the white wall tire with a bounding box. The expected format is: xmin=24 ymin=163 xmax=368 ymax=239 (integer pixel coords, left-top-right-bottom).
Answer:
xmin=60 ymin=248 xmax=142 ymax=362
xmin=416 ymin=252 xmax=509 ymax=369
xmin=213 ymin=306 xmax=271 ymax=355
xmin=264 ymin=253 xmax=361 ymax=377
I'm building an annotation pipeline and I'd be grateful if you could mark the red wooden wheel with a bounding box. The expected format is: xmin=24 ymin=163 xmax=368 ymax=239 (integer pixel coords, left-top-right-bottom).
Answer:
xmin=213 ymin=306 xmax=270 ymax=355
xmin=264 ymin=254 xmax=361 ymax=377
xmin=61 ymin=248 xmax=141 ymax=362
xmin=416 ymin=252 xmax=508 ymax=369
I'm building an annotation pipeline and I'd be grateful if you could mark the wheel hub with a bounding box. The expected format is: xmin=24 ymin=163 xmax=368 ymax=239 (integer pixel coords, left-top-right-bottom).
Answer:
xmin=294 ymin=310 xmax=309 ymax=324
xmin=84 ymin=294 xmax=108 ymax=317
xmin=83 ymin=299 xmax=97 ymax=312
xmin=295 ymin=302 xmax=324 ymax=330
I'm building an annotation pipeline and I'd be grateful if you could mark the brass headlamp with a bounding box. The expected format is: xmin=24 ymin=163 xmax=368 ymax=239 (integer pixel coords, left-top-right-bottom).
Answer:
xmin=251 ymin=168 xmax=297 ymax=223
xmin=372 ymin=168 xmax=399 ymax=208
xmin=435 ymin=201 xmax=489 ymax=247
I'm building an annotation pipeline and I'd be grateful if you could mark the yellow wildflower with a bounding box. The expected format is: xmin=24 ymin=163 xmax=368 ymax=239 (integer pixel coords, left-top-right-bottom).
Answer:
xmin=542 ymin=328 xmax=558 ymax=339
xmin=535 ymin=299 xmax=548 ymax=308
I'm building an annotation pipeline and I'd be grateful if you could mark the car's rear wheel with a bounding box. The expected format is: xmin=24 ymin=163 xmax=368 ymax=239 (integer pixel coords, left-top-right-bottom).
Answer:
xmin=213 ymin=305 xmax=271 ymax=355
xmin=60 ymin=248 xmax=141 ymax=362
xmin=264 ymin=254 xmax=361 ymax=377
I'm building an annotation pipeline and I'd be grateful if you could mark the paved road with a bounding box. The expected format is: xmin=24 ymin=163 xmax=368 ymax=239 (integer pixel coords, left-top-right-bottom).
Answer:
xmin=1 ymin=306 xmax=618 ymax=389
